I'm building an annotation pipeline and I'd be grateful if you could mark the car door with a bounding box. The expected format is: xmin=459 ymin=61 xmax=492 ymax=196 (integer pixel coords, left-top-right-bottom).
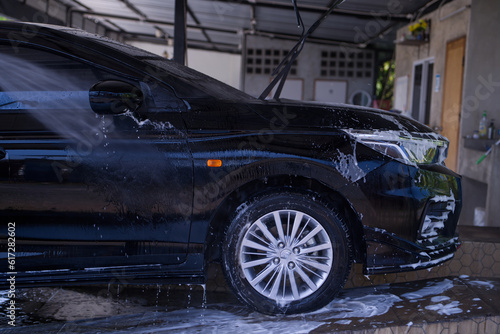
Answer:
xmin=0 ymin=42 xmax=193 ymax=274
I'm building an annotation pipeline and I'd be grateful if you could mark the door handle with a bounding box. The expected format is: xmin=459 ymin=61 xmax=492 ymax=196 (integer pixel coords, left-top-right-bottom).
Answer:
xmin=0 ymin=147 xmax=6 ymax=160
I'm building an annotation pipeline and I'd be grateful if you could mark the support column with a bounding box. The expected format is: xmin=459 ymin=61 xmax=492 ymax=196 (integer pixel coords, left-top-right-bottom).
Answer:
xmin=174 ymin=0 xmax=187 ymax=65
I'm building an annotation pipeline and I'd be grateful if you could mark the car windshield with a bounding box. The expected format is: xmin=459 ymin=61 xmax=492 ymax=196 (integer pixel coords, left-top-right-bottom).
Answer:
xmin=85 ymin=35 xmax=254 ymax=101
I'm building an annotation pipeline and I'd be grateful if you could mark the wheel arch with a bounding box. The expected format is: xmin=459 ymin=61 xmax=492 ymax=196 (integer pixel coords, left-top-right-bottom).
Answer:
xmin=205 ymin=174 xmax=366 ymax=265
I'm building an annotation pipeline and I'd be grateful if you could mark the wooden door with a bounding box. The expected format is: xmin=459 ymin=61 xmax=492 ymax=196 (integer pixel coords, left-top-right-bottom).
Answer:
xmin=441 ymin=37 xmax=466 ymax=172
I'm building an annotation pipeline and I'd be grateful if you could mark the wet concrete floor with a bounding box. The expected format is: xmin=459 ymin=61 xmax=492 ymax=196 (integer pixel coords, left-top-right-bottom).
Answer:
xmin=0 ymin=275 xmax=499 ymax=333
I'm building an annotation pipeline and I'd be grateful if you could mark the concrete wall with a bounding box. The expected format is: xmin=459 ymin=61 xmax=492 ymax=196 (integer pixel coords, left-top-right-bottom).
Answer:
xmin=459 ymin=0 xmax=500 ymax=141
xmin=243 ymin=34 xmax=375 ymax=101
xmin=394 ymin=0 xmax=471 ymax=128
xmin=458 ymin=0 xmax=500 ymax=227
xmin=127 ymin=41 xmax=242 ymax=89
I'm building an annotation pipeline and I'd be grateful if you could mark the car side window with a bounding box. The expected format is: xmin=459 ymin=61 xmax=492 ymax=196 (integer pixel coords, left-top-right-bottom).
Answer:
xmin=0 ymin=43 xmax=132 ymax=104
xmin=0 ymin=44 xmax=144 ymax=135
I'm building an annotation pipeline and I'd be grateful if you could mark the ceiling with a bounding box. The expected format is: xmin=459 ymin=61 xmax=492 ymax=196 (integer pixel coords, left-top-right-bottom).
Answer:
xmin=1 ymin=0 xmax=450 ymax=53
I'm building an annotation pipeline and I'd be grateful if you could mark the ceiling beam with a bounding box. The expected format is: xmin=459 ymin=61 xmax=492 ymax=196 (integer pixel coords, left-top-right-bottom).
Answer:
xmin=118 ymin=0 xmax=148 ymax=20
xmin=122 ymin=32 xmax=240 ymax=54
xmin=68 ymin=9 xmax=239 ymax=35
xmin=186 ymin=4 xmax=213 ymax=45
xmin=218 ymin=0 xmax=411 ymax=21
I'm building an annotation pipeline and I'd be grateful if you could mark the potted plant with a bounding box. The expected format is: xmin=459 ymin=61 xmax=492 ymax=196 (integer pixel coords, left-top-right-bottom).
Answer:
xmin=409 ymin=19 xmax=429 ymax=40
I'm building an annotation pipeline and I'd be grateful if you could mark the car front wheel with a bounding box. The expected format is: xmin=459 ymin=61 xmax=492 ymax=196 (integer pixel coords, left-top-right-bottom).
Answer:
xmin=222 ymin=192 xmax=351 ymax=314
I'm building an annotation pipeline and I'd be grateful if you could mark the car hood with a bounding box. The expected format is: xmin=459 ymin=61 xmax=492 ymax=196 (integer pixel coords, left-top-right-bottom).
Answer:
xmin=248 ymin=99 xmax=437 ymax=137
xmin=183 ymin=97 xmax=446 ymax=143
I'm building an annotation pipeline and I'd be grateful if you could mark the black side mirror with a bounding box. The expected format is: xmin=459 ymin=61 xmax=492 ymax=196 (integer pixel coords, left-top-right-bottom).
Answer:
xmin=89 ymin=80 xmax=144 ymax=115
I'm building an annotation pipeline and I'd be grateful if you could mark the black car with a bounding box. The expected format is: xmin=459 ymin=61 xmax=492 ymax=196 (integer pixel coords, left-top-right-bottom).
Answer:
xmin=0 ymin=21 xmax=461 ymax=315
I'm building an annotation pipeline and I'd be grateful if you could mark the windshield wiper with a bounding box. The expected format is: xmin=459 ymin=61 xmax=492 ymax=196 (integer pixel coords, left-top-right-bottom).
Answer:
xmin=259 ymin=0 xmax=347 ymax=100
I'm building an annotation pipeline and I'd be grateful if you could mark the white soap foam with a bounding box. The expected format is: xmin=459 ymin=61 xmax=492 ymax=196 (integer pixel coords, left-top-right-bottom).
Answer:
xmin=401 ymin=279 xmax=454 ymax=300
xmin=425 ymin=301 xmax=462 ymax=316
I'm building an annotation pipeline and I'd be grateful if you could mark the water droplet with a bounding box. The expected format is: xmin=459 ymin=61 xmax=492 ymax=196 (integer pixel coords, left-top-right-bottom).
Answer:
xmin=187 ymin=284 xmax=193 ymax=308
xmin=201 ymin=283 xmax=207 ymax=309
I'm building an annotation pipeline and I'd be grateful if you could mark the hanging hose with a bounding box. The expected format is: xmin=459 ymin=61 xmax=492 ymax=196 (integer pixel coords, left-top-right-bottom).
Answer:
xmin=476 ymin=139 xmax=500 ymax=164
xmin=259 ymin=0 xmax=347 ymax=100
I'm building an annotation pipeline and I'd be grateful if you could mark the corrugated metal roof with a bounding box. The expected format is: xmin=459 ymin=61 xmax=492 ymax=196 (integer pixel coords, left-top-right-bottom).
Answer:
xmin=1 ymin=0 xmax=450 ymax=53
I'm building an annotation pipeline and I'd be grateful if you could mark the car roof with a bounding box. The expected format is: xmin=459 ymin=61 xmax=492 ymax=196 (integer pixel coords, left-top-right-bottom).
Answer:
xmin=0 ymin=21 xmax=255 ymax=101
xmin=1 ymin=21 xmax=112 ymax=40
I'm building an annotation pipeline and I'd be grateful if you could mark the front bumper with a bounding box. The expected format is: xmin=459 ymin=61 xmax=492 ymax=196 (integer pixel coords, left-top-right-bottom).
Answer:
xmin=364 ymin=227 xmax=460 ymax=274
xmin=350 ymin=161 xmax=462 ymax=275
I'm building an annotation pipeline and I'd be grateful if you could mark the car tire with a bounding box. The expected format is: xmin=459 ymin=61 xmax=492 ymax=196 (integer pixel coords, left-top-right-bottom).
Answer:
xmin=221 ymin=191 xmax=351 ymax=315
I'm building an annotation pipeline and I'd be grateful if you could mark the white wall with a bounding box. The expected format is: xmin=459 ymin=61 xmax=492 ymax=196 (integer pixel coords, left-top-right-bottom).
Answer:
xmin=127 ymin=41 xmax=242 ymax=90
xmin=243 ymin=35 xmax=375 ymax=102
xmin=460 ymin=0 xmax=500 ymax=142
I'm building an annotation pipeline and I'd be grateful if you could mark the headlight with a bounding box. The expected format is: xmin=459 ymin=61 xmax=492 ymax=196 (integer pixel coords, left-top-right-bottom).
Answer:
xmin=345 ymin=130 xmax=448 ymax=165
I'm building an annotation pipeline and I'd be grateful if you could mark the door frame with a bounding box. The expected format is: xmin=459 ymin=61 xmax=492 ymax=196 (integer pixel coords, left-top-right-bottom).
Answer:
xmin=410 ymin=57 xmax=435 ymax=125
xmin=440 ymin=36 xmax=466 ymax=172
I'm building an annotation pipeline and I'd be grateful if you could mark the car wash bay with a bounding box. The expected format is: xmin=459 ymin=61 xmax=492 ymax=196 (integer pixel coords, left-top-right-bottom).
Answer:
xmin=1 ymin=0 xmax=500 ymax=332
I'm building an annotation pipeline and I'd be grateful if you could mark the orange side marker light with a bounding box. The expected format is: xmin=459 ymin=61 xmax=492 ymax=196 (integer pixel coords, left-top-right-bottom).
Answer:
xmin=207 ymin=159 xmax=222 ymax=167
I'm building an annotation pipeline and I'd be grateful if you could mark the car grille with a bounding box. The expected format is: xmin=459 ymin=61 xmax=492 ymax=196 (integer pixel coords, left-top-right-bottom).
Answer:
xmin=418 ymin=195 xmax=456 ymax=242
